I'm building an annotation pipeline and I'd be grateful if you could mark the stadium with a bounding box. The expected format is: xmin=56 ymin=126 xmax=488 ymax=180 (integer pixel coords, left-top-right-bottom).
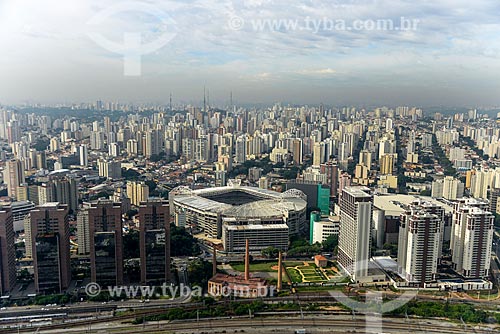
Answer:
xmin=170 ymin=180 xmax=308 ymax=253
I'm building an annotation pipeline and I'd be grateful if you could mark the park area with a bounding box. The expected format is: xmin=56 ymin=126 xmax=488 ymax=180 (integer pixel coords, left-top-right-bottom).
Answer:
xmin=230 ymin=260 xmax=345 ymax=284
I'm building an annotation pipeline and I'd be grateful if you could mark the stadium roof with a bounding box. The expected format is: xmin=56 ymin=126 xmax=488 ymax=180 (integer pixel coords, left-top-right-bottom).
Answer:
xmin=173 ymin=185 xmax=307 ymax=218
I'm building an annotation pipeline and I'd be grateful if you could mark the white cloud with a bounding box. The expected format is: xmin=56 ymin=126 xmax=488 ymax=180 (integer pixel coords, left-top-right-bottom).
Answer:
xmin=0 ymin=0 xmax=499 ymax=105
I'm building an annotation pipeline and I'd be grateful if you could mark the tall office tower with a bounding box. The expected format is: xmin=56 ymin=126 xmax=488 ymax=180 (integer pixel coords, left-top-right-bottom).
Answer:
xmin=320 ymin=160 xmax=339 ymax=197
xmin=338 ymin=172 xmax=352 ymax=198
xmin=338 ymin=186 xmax=373 ymax=282
xmin=181 ymin=138 xmax=194 ymax=161
xmin=195 ymin=135 xmax=209 ymax=162
xmin=4 ymin=159 xmax=25 ymax=198
xmin=145 ymin=130 xmax=162 ymax=158
xmin=338 ymin=142 xmax=349 ymax=170
xmin=489 ymin=188 xmax=500 ymax=214
xmin=36 ymin=151 xmax=47 ymax=169
xmin=76 ymin=208 xmax=90 ymax=255
xmin=29 ymin=203 xmax=70 ymax=293
xmin=359 ymin=150 xmax=372 ymax=169
xmin=78 ymin=144 xmax=88 ymax=166
xmin=398 ymin=210 xmax=441 ymax=286
xmin=104 ymin=116 xmax=111 ymax=133
xmin=108 ymin=142 xmax=120 ymax=157
xmin=0 ymin=206 xmax=16 ymax=295
xmin=235 ymin=136 xmax=247 ymax=164
xmin=292 ymin=138 xmax=303 ymax=165
xmin=97 ymin=160 xmax=122 ymax=180
xmin=380 ymin=154 xmax=395 ymax=175
xmin=126 ymin=139 xmax=139 ymax=156
xmin=215 ymin=170 xmax=227 ymax=187
xmin=49 ymin=137 xmax=60 ymax=152
xmin=53 ymin=176 xmax=78 ymax=213
xmin=471 ymin=170 xmax=490 ymax=199
xmin=385 ymin=118 xmax=393 ymax=131
xmin=126 ymin=181 xmax=150 ymax=206
xmin=431 ymin=176 xmax=464 ymax=200
xmin=248 ymin=167 xmax=262 ymax=183
xmin=38 ymin=182 xmax=55 ymax=205
xmin=313 ymin=142 xmax=326 ymax=167
xmin=451 ymin=199 xmax=494 ymax=278
xmin=139 ymin=199 xmax=170 ymax=283
xmin=88 ymin=199 xmax=123 ymax=286
xmin=90 ymin=131 xmax=105 ymax=150
xmin=407 ymin=140 xmax=416 ymax=154
xmin=7 ymin=120 xmax=20 ymax=144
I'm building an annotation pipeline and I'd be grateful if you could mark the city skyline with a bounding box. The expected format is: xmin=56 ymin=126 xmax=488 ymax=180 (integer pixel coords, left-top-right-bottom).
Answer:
xmin=3 ymin=1 xmax=500 ymax=331
xmin=1 ymin=0 xmax=500 ymax=106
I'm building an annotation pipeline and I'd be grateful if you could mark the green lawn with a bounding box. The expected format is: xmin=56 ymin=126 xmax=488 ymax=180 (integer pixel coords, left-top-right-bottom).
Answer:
xmin=286 ymin=267 xmax=303 ymax=283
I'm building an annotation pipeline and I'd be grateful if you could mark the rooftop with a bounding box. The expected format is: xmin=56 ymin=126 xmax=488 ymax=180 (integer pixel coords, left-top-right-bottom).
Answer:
xmin=173 ymin=185 xmax=307 ymax=218
xmin=344 ymin=186 xmax=372 ymax=198
xmin=373 ymin=194 xmax=453 ymax=216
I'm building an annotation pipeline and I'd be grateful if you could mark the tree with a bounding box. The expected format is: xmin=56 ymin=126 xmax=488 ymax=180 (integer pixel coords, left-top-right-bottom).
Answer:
xmin=322 ymin=235 xmax=338 ymax=253
xmin=261 ymin=246 xmax=279 ymax=259
xmin=187 ymin=259 xmax=213 ymax=286
xmin=34 ymin=138 xmax=50 ymax=151
xmin=170 ymin=223 xmax=200 ymax=256
xmin=419 ymin=189 xmax=431 ymax=196
xmin=383 ymin=243 xmax=398 ymax=257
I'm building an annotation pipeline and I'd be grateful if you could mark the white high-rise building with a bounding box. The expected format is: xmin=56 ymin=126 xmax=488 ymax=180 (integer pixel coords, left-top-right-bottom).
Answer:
xmin=79 ymin=144 xmax=88 ymax=166
xmin=385 ymin=118 xmax=393 ymax=131
xmin=359 ymin=150 xmax=372 ymax=169
xmin=108 ymin=142 xmax=120 ymax=157
xmin=126 ymin=139 xmax=138 ymax=156
xmin=431 ymin=176 xmax=464 ymax=200
xmin=471 ymin=170 xmax=490 ymax=199
xmin=3 ymin=159 xmax=25 ymax=199
xmin=398 ymin=210 xmax=441 ymax=285
xmin=97 ymin=160 xmax=121 ymax=180
xmin=338 ymin=186 xmax=373 ymax=282
xmin=451 ymin=198 xmax=493 ymax=278
xmin=49 ymin=137 xmax=60 ymax=152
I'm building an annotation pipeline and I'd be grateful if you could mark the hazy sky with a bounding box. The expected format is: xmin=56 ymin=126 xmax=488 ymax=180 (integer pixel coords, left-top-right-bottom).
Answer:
xmin=1 ymin=0 xmax=499 ymax=107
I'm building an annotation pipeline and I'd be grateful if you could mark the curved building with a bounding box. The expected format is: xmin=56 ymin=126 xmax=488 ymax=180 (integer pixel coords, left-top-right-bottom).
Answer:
xmin=171 ymin=182 xmax=307 ymax=253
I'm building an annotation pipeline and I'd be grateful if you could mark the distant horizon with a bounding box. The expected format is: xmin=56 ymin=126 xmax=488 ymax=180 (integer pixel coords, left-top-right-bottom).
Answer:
xmin=1 ymin=0 xmax=500 ymax=106
xmin=2 ymin=100 xmax=499 ymax=112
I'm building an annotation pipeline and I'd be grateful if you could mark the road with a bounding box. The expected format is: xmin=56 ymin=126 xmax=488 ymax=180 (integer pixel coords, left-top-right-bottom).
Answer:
xmin=0 ymin=295 xmax=192 ymax=318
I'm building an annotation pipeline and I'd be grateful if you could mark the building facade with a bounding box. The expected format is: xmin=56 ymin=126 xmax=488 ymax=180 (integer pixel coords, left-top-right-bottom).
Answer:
xmin=29 ymin=203 xmax=70 ymax=294
xmin=338 ymin=186 xmax=373 ymax=282
xmin=0 ymin=206 xmax=16 ymax=295
xmin=138 ymin=199 xmax=171 ymax=284
xmin=451 ymin=198 xmax=493 ymax=279
xmin=87 ymin=200 xmax=124 ymax=286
